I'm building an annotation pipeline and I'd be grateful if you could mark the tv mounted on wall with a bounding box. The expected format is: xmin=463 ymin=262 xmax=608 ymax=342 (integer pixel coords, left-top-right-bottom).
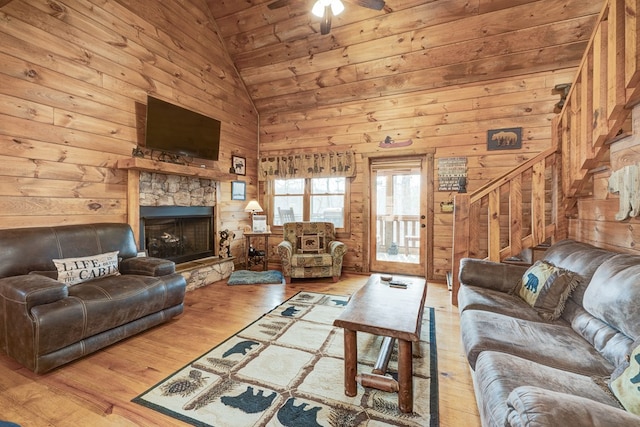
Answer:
xmin=144 ymin=96 xmax=221 ymax=162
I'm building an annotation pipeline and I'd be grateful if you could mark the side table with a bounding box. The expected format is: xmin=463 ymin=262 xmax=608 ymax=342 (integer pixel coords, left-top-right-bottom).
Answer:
xmin=244 ymin=232 xmax=271 ymax=271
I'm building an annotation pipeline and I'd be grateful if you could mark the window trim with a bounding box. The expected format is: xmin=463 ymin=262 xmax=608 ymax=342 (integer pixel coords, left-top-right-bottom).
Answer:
xmin=268 ymin=177 xmax=350 ymax=234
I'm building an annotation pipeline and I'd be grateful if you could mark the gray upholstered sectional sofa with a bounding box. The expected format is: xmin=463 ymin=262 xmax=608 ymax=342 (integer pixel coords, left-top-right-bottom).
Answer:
xmin=0 ymin=223 xmax=186 ymax=374
xmin=458 ymin=239 xmax=640 ymax=426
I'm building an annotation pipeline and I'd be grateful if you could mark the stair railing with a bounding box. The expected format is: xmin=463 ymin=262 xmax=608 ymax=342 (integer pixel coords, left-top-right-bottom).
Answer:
xmin=451 ymin=148 xmax=563 ymax=305
xmin=450 ymin=0 xmax=640 ymax=305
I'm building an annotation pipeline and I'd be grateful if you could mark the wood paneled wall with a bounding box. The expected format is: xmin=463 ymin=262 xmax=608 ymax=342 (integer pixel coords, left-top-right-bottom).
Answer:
xmin=0 ymin=0 xmax=612 ymax=275
xmin=0 ymin=0 xmax=258 ymax=254
xmin=259 ymin=69 xmax=576 ymax=279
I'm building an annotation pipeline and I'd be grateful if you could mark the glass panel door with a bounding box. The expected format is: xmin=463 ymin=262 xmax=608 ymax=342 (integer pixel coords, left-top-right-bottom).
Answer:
xmin=370 ymin=158 xmax=425 ymax=276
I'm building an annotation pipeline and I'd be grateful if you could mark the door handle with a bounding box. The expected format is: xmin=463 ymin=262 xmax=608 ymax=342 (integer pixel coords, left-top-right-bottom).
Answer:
xmin=421 ymin=223 xmax=426 ymax=228
xmin=421 ymin=215 xmax=426 ymax=219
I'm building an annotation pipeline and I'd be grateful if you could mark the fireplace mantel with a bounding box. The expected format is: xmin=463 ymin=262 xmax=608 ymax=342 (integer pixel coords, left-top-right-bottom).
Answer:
xmin=118 ymin=157 xmax=236 ymax=248
xmin=117 ymin=157 xmax=236 ymax=181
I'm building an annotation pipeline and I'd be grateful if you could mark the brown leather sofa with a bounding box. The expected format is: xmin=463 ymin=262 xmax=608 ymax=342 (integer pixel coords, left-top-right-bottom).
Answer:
xmin=458 ymin=240 xmax=640 ymax=426
xmin=0 ymin=223 xmax=186 ymax=374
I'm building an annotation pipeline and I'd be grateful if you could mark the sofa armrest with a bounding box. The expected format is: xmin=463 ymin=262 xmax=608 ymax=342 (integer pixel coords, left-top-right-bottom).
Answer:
xmin=328 ymin=240 xmax=346 ymax=258
xmin=0 ymin=275 xmax=68 ymax=310
xmin=276 ymin=241 xmax=293 ymax=278
xmin=276 ymin=241 xmax=293 ymax=259
xmin=459 ymin=258 xmax=527 ymax=294
xmin=119 ymin=257 xmax=176 ymax=277
xmin=507 ymin=386 xmax=639 ymax=427
xmin=0 ymin=275 xmax=68 ymax=365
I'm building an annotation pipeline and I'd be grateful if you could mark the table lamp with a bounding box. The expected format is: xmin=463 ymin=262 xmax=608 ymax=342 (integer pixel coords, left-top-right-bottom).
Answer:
xmin=244 ymin=200 xmax=264 ymax=230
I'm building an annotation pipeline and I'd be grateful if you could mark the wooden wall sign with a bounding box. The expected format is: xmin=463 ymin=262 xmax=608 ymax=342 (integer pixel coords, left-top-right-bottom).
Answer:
xmin=438 ymin=157 xmax=467 ymax=191
xmin=487 ymin=127 xmax=522 ymax=150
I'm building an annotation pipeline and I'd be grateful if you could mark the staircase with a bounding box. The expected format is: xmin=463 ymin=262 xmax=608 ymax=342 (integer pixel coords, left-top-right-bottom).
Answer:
xmin=450 ymin=0 xmax=640 ymax=305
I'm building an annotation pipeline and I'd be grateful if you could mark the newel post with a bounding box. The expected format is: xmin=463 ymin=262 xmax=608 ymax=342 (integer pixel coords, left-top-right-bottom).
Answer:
xmin=451 ymin=193 xmax=470 ymax=306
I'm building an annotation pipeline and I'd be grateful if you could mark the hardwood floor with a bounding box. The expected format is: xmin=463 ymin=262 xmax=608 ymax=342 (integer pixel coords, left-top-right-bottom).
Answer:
xmin=0 ymin=273 xmax=481 ymax=426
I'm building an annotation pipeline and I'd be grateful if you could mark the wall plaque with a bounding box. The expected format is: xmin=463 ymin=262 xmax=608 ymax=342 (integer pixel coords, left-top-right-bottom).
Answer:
xmin=438 ymin=157 xmax=467 ymax=191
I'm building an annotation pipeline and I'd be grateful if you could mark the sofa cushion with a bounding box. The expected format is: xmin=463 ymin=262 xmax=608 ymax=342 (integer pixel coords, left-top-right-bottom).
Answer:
xmin=566 ymin=303 xmax=635 ymax=369
xmin=542 ymin=240 xmax=617 ymax=308
xmin=53 ymin=251 xmax=120 ymax=286
xmin=30 ymin=273 xmax=185 ymax=355
xmin=0 ymin=223 xmax=139 ymax=279
xmin=583 ymin=253 xmax=640 ymax=340
xmin=506 ymin=386 xmax=639 ymax=427
xmin=458 ymin=285 xmax=552 ymax=323
xmin=515 ymin=260 xmax=580 ymax=320
xmin=290 ymin=253 xmax=333 ymax=267
xmin=460 ymin=309 xmax=613 ymax=376
xmin=474 ymin=351 xmax=620 ymax=427
xmin=610 ymin=340 xmax=640 ymax=415
xmin=458 ymin=258 xmax=528 ymax=294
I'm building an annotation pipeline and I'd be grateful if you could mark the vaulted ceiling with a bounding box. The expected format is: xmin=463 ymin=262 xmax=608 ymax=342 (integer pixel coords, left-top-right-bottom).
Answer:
xmin=207 ymin=0 xmax=603 ymax=117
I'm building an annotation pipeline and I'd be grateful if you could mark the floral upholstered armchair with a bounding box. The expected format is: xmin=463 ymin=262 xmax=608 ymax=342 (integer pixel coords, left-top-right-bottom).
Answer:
xmin=276 ymin=222 xmax=347 ymax=283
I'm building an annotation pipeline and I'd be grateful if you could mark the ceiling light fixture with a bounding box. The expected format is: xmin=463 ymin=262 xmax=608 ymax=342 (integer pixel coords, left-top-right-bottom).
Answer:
xmin=312 ymin=0 xmax=344 ymax=18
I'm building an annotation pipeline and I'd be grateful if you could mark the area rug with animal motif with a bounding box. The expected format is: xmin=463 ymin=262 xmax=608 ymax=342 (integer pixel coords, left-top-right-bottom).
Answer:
xmin=132 ymin=291 xmax=439 ymax=426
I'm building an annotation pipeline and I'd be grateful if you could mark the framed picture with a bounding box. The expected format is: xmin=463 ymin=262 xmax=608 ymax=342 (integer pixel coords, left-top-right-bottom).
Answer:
xmin=487 ymin=127 xmax=522 ymax=150
xmin=232 ymin=155 xmax=246 ymax=175
xmin=252 ymin=215 xmax=268 ymax=233
xmin=231 ymin=180 xmax=246 ymax=201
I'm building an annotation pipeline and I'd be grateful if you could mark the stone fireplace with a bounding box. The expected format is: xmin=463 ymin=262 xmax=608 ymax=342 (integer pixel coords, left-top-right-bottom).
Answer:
xmin=116 ymin=159 xmax=239 ymax=291
xmin=135 ymin=171 xmax=233 ymax=290
xmin=138 ymin=172 xmax=216 ymax=264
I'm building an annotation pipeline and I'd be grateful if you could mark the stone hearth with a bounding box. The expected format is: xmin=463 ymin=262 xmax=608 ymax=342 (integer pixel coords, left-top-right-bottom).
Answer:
xmin=139 ymin=171 xmax=234 ymax=289
xmin=177 ymin=257 xmax=235 ymax=291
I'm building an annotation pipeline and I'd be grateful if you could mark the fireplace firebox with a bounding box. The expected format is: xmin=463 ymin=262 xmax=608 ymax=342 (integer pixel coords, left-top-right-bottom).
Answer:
xmin=140 ymin=206 xmax=214 ymax=264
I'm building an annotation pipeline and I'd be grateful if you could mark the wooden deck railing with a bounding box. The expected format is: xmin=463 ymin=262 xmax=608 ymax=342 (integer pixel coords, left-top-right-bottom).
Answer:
xmin=376 ymin=215 xmax=421 ymax=254
xmin=450 ymin=0 xmax=640 ymax=305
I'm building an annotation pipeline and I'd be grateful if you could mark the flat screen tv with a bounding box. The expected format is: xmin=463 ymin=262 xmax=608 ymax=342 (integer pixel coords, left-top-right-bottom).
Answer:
xmin=144 ymin=96 xmax=221 ymax=161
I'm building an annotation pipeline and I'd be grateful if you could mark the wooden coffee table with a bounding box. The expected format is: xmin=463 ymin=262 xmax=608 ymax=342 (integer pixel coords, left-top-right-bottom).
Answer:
xmin=333 ymin=274 xmax=428 ymax=413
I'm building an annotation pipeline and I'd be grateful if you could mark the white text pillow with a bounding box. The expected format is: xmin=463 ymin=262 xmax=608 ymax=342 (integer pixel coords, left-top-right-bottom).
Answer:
xmin=53 ymin=251 xmax=120 ymax=286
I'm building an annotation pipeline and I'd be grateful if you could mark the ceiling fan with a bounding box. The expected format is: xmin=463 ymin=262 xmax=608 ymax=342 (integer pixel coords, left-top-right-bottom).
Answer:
xmin=267 ymin=0 xmax=386 ymax=35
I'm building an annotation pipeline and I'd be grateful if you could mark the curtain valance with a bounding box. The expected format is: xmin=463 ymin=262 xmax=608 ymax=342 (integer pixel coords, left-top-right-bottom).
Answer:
xmin=258 ymin=151 xmax=356 ymax=181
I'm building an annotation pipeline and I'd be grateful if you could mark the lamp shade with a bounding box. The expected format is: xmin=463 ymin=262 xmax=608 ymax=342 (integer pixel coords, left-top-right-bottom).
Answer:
xmin=311 ymin=0 xmax=328 ymax=17
xmin=244 ymin=200 xmax=263 ymax=213
xmin=312 ymin=0 xmax=344 ymax=17
xmin=330 ymin=0 xmax=344 ymax=15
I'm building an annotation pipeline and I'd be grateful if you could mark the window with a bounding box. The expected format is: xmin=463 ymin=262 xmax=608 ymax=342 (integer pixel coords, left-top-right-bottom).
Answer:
xmin=272 ymin=177 xmax=347 ymax=230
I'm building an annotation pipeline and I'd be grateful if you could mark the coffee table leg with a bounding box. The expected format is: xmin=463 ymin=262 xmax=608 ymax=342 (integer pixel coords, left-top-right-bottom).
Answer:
xmin=343 ymin=328 xmax=357 ymax=396
xmin=398 ymin=339 xmax=413 ymax=413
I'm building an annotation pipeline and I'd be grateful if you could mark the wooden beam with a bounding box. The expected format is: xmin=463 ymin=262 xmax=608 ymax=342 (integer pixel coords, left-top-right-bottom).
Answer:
xmin=625 ymin=0 xmax=640 ymax=89
xmin=451 ymin=194 xmax=470 ymax=306
xmin=509 ymin=175 xmax=523 ymax=257
xmin=531 ymin=161 xmax=546 ymax=244
xmin=488 ymin=188 xmax=501 ymax=262
xmin=608 ymin=0 xmax=626 ymax=119
xmin=116 ymin=158 xmax=237 ymax=181
xmin=126 ymin=170 xmax=140 ymax=247
xmin=593 ymin=22 xmax=610 ymax=147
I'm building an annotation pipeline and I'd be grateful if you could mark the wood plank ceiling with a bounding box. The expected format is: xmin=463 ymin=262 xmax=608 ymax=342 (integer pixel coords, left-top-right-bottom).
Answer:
xmin=207 ymin=0 xmax=602 ymax=117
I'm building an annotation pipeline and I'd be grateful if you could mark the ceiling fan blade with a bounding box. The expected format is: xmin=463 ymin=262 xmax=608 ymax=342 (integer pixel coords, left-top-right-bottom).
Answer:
xmin=320 ymin=10 xmax=332 ymax=35
xmin=346 ymin=0 xmax=385 ymax=10
xmin=267 ymin=0 xmax=292 ymax=10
